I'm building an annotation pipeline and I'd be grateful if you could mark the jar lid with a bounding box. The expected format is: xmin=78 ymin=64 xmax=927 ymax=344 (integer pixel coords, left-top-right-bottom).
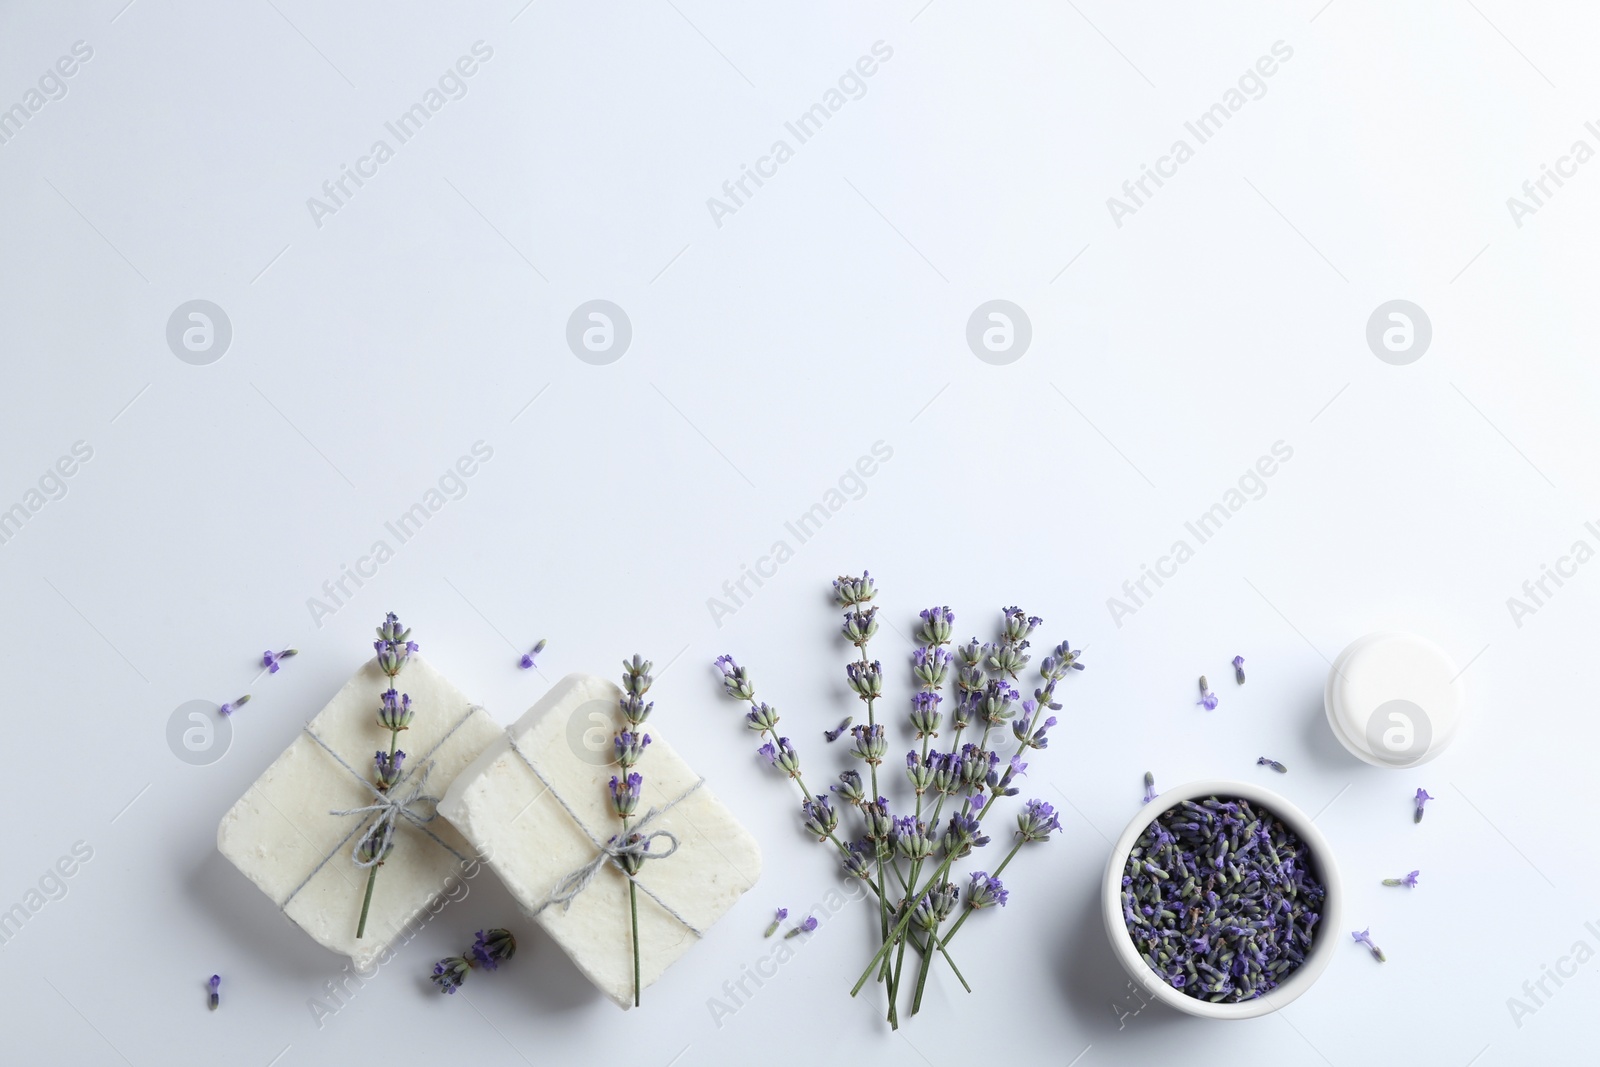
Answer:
xmin=1324 ymin=632 xmax=1464 ymax=768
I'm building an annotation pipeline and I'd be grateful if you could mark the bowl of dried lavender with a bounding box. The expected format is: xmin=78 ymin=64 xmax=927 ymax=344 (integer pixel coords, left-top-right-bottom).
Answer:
xmin=1102 ymin=780 xmax=1342 ymax=1019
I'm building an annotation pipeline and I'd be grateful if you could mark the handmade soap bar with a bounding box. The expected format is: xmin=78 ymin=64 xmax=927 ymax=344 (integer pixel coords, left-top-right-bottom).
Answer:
xmin=218 ymin=655 xmax=501 ymax=969
xmin=438 ymin=673 xmax=761 ymax=1009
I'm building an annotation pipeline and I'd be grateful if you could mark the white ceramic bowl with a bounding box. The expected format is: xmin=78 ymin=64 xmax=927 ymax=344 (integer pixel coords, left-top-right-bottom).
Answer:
xmin=1100 ymin=779 xmax=1343 ymax=1020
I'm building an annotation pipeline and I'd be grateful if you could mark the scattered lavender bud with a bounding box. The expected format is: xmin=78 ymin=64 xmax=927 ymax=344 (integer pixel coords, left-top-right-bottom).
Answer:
xmin=218 ymin=694 xmax=250 ymax=716
xmin=785 ymin=915 xmax=819 ymax=938
xmin=1197 ymin=676 xmax=1218 ymax=711
xmin=1352 ymin=928 xmax=1386 ymax=962
xmin=432 ymin=956 xmax=471 ymax=993
xmin=1382 ymin=870 xmax=1421 ymax=888
xmin=765 ymin=908 xmax=788 ymax=938
xmin=1256 ymin=757 xmax=1288 ymax=773
xmin=470 ymin=928 xmax=517 ymax=970
xmin=519 ymin=638 xmax=548 ymax=670
xmin=261 ymin=648 xmax=297 ymax=673
xmin=1414 ymin=788 xmax=1434 ymax=824
xmin=824 ymin=716 xmax=853 ymax=742
xmin=208 ymin=974 xmax=220 ymax=1011
xmin=1142 ymin=772 xmax=1157 ymax=804
xmin=1232 ymin=655 xmax=1246 ymax=685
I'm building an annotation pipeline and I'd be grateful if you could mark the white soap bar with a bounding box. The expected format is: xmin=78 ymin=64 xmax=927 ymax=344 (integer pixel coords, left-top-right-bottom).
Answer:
xmin=218 ymin=655 xmax=501 ymax=969
xmin=438 ymin=673 xmax=761 ymax=1009
xmin=1324 ymin=632 xmax=1464 ymax=768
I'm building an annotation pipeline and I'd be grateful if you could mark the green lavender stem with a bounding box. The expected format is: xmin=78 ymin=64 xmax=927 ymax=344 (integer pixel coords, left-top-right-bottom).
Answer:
xmin=355 ymin=724 xmax=400 ymax=939
xmin=630 ymin=879 xmax=640 ymax=1007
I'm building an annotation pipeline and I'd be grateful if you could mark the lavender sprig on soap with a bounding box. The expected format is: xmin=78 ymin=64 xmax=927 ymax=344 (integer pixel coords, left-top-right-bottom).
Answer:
xmin=613 ymin=654 xmax=655 ymax=1007
xmin=354 ymin=613 xmax=417 ymax=940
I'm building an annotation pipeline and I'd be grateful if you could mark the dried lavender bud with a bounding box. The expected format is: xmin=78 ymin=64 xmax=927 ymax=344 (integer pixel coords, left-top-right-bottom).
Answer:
xmin=614 ymin=731 xmax=652 ymax=769
xmin=1352 ymin=928 xmax=1386 ymax=962
xmin=471 ymin=928 xmax=516 ymax=969
xmin=824 ymin=716 xmax=853 ymax=742
xmin=966 ymin=871 xmax=1009 ymax=909
xmin=1414 ymin=788 xmax=1433 ymax=824
xmin=374 ymin=613 xmax=416 ymax=676
xmin=1232 ymin=655 xmax=1246 ymax=685
xmin=1197 ymin=676 xmax=1218 ymax=711
xmin=1256 ymin=757 xmax=1287 ymax=774
xmin=978 ymin=680 xmax=1022 ymax=725
xmin=373 ymin=749 xmax=407 ymax=791
xmin=842 ymin=607 xmax=879 ymax=647
xmin=1013 ymin=713 xmax=1056 ymax=750
xmin=846 ymin=660 xmax=883 ymax=701
xmin=1142 ymin=772 xmax=1157 ymax=804
xmin=785 ymin=915 xmax=819 ymax=938
xmin=905 ymin=751 xmax=937 ymax=796
xmin=801 ymin=795 xmax=838 ymax=840
xmin=432 ymin=955 xmax=471 ymax=993
xmin=519 ymin=638 xmax=547 ymax=670
xmin=745 ymin=702 xmax=780 ymax=732
xmin=608 ymin=772 xmax=643 ymax=817
xmin=1000 ymin=607 xmax=1043 ymax=646
xmin=861 ymin=797 xmax=894 ymax=840
xmin=892 ymin=816 xmax=938 ymax=860
xmin=912 ymin=881 xmax=960 ymax=932
xmin=262 ymin=648 xmax=297 ymax=673
xmin=955 ymin=638 xmax=984 ymax=669
xmin=1122 ymin=795 xmax=1328 ymax=1003
xmin=208 ymin=974 xmax=220 ymax=1010
xmin=1016 ymin=799 xmax=1061 ymax=843
xmin=832 ymin=768 xmax=865 ymax=805
xmin=765 ymin=908 xmax=788 ymax=937
xmin=218 ymin=695 xmax=250 ymax=717
xmin=1382 ymin=870 xmax=1420 ymax=888
xmin=912 ymin=646 xmax=952 ymax=690
xmin=841 ymin=839 xmax=874 ymax=880
xmin=848 ymin=723 xmax=887 ymax=766
xmin=759 ymin=737 xmax=802 ymax=778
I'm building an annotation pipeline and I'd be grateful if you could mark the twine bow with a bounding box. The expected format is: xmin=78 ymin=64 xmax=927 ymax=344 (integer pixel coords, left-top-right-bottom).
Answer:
xmin=330 ymin=762 xmax=442 ymax=869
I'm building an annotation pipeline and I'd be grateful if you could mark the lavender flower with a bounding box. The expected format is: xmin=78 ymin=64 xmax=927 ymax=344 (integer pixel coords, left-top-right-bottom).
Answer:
xmin=470 ymin=928 xmax=517 ymax=970
xmin=978 ymin=680 xmax=1021 ymax=725
xmin=957 ymin=743 xmax=997 ymax=792
xmin=986 ymin=754 xmax=1028 ymax=798
xmin=1382 ymin=870 xmax=1421 ymax=888
xmin=1142 ymin=771 xmax=1157 ymax=804
xmin=909 ymin=691 xmax=942 ymax=738
xmin=761 ymin=736 xmax=802 ymax=777
xmin=714 ymin=655 xmax=756 ymax=702
xmin=208 ymin=974 xmax=220 ymax=1010
xmin=862 ymin=797 xmax=895 ymax=840
xmin=841 ymin=839 xmax=875 ymax=880
xmin=373 ymin=749 xmax=406 ymax=791
xmin=519 ymin=639 xmax=547 ymax=670
xmin=1414 ymin=788 xmax=1433 ymax=824
xmin=905 ymin=751 xmax=937 ymax=796
xmin=842 ymin=607 xmax=880 ymax=647
xmin=833 ymin=572 xmax=876 ymax=606
xmin=218 ymin=695 xmax=250 ymax=716
xmin=614 ymin=731 xmax=652 ymax=769
xmin=846 ymin=659 xmax=884 ymax=701
xmin=745 ymin=702 xmax=780 ymax=732
xmin=849 ymin=723 xmax=887 ymax=766
xmin=377 ymin=689 xmax=413 ymax=731
xmin=261 ymin=648 xmax=297 ymax=673
xmin=785 ymin=915 xmax=819 ymax=938
xmin=356 ymin=823 xmax=394 ymax=866
xmin=1197 ymin=675 xmax=1218 ymax=711
xmin=1352 ymin=928 xmax=1386 ymax=962
xmin=912 ymin=646 xmax=952 ymax=689
xmin=1232 ymin=655 xmax=1246 ymax=685
xmin=1016 ymin=799 xmax=1061 ymax=842
xmin=824 ymin=716 xmax=853 ymax=742
xmin=1000 ymin=607 xmax=1042 ymax=646
xmin=620 ymin=655 xmax=654 ymax=726
xmin=966 ymin=871 xmax=1009 ymax=909
xmin=765 ymin=908 xmax=788 ymax=937
xmin=928 ymin=751 xmax=962 ymax=796
xmin=432 ymin=956 xmax=470 ymax=993
xmin=911 ymin=881 xmax=960 ymax=933
xmin=892 ymin=816 xmax=938 ymax=861
xmin=1013 ymin=714 xmax=1056 ymax=750
xmin=943 ymin=798 xmax=989 ymax=857
xmin=954 ymin=638 xmax=984 ymax=669
xmin=916 ymin=606 xmax=955 ymax=646
xmin=1039 ymin=638 xmax=1085 ymax=679
xmin=1256 ymin=757 xmax=1288 ymax=773
xmin=802 ymin=795 xmax=839 ymax=840
xmin=374 ymin=613 xmax=415 ymax=676
xmin=832 ymin=768 xmax=865 ymax=805
xmin=609 ymin=772 xmax=643 ymax=817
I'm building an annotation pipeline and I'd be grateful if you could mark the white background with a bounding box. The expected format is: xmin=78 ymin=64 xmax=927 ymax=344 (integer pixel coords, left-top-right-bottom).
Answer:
xmin=1 ymin=1 xmax=1596 ymax=1064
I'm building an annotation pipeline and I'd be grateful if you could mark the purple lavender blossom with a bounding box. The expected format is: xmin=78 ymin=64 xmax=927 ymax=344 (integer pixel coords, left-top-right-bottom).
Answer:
xmin=1352 ymin=928 xmax=1386 ymax=962
xmin=745 ymin=702 xmax=779 ymax=732
xmin=849 ymin=723 xmax=887 ymax=766
xmin=842 ymin=607 xmax=879 ymax=647
xmin=841 ymin=839 xmax=875 ymax=880
xmin=832 ymin=768 xmax=865 ymax=805
xmin=802 ymin=795 xmax=839 ymax=840
xmin=432 ymin=956 xmax=470 ymax=993
xmin=1413 ymin=788 xmax=1434 ymax=824
xmin=1142 ymin=771 xmax=1157 ymax=804
xmin=1232 ymin=655 xmax=1246 ymax=685
xmin=1016 ymin=799 xmax=1061 ymax=842
xmin=1197 ymin=675 xmax=1218 ymax=711
xmin=714 ymin=654 xmax=757 ymax=702
xmin=824 ymin=716 xmax=853 ymax=742
xmin=614 ymin=731 xmax=652 ymax=768
xmin=1256 ymin=757 xmax=1288 ymax=773
xmin=261 ymin=648 xmax=296 ymax=673
xmin=218 ymin=695 xmax=250 ymax=717
xmin=845 ymin=659 xmax=884 ymax=701
xmin=966 ymin=871 xmax=1009 ymax=909
xmin=1382 ymin=870 xmax=1421 ymax=888
xmin=760 ymin=736 xmax=801 ymax=777
xmin=374 ymin=749 xmax=406 ymax=791
xmin=374 ymin=613 xmax=414 ymax=676
xmin=519 ymin=638 xmax=547 ymax=670
xmin=909 ymin=691 xmax=942 ymax=738
xmin=608 ymin=772 xmax=643 ymax=817
xmin=377 ymin=689 xmax=413 ymax=731
xmin=916 ymin=606 xmax=955 ymax=646
xmin=470 ymin=928 xmax=516 ymax=970
xmin=832 ymin=572 xmax=876 ymax=606
xmin=1013 ymin=713 xmax=1057 ymax=750
xmin=784 ymin=915 xmax=819 ymax=938
xmin=208 ymin=974 xmax=220 ymax=1010
xmin=912 ymin=646 xmax=952 ymax=689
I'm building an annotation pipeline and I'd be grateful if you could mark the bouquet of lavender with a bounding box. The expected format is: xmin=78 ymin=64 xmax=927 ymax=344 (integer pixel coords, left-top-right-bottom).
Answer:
xmin=715 ymin=573 xmax=1082 ymax=1027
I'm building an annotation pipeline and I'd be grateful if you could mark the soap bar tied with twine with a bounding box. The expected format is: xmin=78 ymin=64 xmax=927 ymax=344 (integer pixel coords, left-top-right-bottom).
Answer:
xmin=510 ymin=655 xmax=697 ymax=1007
